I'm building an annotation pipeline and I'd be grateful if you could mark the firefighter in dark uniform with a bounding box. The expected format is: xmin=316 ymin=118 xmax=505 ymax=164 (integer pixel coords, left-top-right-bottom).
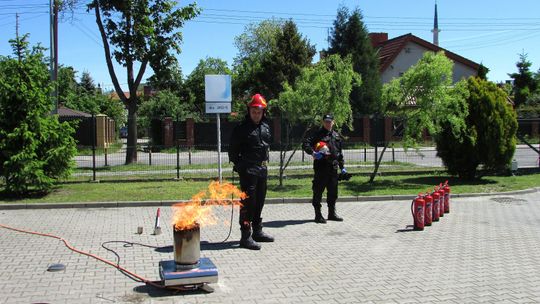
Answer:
xmin=302 ymin=114 xmax=346 ymax=223
xmin=229 ymin=94 xmax=274 ymax=250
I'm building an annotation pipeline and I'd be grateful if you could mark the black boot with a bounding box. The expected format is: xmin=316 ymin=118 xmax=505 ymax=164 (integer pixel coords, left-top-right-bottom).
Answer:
xmin=240 ymin=228 xmax=261 ymax=250
xmin=314 ymin=207 xmax=327 ymax=224
xmin=252 ymin=221 xmax=274 ymax=242
xmin=328 ymin=206 xmax=343 ymax=221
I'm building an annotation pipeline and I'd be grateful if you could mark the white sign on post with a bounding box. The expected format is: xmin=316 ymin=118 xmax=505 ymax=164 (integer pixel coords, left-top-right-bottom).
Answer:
xmin=205 ymin=75 xmax=231 ymax=114
xmin=204 ymin=75 xmax=232 ymax=183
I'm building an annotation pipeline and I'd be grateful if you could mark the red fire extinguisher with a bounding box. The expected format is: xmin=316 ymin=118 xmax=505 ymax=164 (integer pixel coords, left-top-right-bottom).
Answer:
xmin=411 ymin=194 xmax=425 ymax=231
xmin=443 ymin=181 xmax=451 ymax=213
xmin=432 ymin=190 xmax=440 ymax=222
xmin=438 ymin=185 xmax=445 ymax=218
xmin=424 ymin=192 xmax=433 ymax=226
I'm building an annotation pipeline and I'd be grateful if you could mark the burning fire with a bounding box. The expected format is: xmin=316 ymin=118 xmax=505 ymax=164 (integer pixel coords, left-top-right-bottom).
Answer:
xmin=172 ymin=181 xmax=247 ymax=231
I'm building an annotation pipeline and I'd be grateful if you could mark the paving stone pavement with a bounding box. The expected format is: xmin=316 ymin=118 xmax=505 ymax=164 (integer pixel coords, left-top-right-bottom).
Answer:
xmin=1 ymin=190 xmax=540 ymax=304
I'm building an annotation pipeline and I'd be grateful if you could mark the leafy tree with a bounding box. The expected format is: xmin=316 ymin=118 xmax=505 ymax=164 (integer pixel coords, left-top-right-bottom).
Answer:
xmin=497 ymin=81 xmax=513 ymax=96
xmin=515 ymin=67 xmax=540 ymax=119
xmin=87 ymin=0 xmax=199 ymax=164
xmin=146 ymin=61 xmax=184 ymax=93
xmin=508 ymin=52 xmax=537 ymax=107
xmin=59 ymin=69 xmax=126 ymax=132
xmin=276 ymin=54 xmax=361 ymax=186
xmin=232 ymin=19 xmax=283 ymax=103
xmin=0 ymin=35 xmax=76 ymax=194
xmin=57 ymin=65 xmax=79 ymax=105
xmin=139 ymin=90 xmax=190 ymax=124
xmin=375 ymin=52 xmax=469 ymax=182
xmin=516 ymin=92 xmax=540 ymax=118
xmin=65 ymin=93 xmax=126 ymax=128
xmin=138 ymin=89 xmax=191 ymax=144
xmin=184 ymin=57 xmax=231 ymax=118
xmin=327 ymin=6 xmax=382 ymax=115
xmin=435 ymin=77 xmax=517 ymax=179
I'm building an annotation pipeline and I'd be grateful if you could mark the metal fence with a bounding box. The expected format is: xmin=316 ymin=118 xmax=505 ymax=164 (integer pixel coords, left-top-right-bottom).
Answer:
xmin=69 ymin=141 xmax=540 ymax=182
xmin=65 ymin=115 xmax=540 ymax=182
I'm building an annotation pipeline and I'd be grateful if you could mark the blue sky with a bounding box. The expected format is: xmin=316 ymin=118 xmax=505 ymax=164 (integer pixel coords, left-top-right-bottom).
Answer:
xmin=1 ymin=0 xmax=540 ymax=92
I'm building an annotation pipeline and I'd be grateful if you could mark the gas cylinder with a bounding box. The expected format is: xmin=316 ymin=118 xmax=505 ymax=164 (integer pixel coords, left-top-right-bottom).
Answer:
xmin=424 ymin=192 xmax=433 ymax=226
xmin=411 ymin=194 xmax=425 ymax=231
xmin=443 ymin=181 xmax=451 ymax=213
xmin=438 ymin=185 xmax=445 ymax=218
xmin=432 ymin=190 xmax=440 ymax=222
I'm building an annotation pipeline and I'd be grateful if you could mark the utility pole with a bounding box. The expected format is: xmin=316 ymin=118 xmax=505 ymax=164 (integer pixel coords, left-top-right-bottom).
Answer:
xmin=15 ymin=13 xmax=19 ymax=38
xmin=15 ymin=13 xmax=20 ymax=60
xmin=50 ymin=0 xmax=59 ymax=113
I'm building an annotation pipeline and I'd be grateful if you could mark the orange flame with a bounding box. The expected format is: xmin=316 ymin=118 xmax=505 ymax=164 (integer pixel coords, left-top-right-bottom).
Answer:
xmin=172 ymin=181 xmax=247 ymax=231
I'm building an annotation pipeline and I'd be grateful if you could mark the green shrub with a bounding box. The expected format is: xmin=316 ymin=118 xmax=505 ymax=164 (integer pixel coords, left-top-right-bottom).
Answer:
xmin=0 ymin=35 xmax=77 ymax=194
xmin=435 ymin=77 xmax=517 ymax=179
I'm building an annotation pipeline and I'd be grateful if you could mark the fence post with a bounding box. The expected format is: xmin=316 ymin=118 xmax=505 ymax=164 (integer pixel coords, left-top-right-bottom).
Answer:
xmin=92 ymin=114 xmax=96 ymax=182
xmin=149 ymin=145 xmax=152 ymax=166
xmin=176 ymin=142 xmax=180 ymax=179
xmin=374 ymin=144 xmax=378 ymax=165
xmin=176 ymin=114 xmax=180 ymax=180
xmin=188 ymin=147 xmax=192 ymax=165
xmin=392 ymin=143 xmax=395 ymax=163
xmin=104 ymin=147 xmax=108 ymax=167
xmin=364 ymin=146 xmax=367 ymax=162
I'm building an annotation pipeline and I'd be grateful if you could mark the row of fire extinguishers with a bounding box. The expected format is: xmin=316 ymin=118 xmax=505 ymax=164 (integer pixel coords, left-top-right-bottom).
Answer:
xmin=411 ymin=181 xmax=451 ymax=231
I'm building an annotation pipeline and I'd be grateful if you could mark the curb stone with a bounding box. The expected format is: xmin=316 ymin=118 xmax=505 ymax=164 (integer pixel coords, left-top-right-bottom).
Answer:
xmin=0 ymin=187 xmax=538 ymax=210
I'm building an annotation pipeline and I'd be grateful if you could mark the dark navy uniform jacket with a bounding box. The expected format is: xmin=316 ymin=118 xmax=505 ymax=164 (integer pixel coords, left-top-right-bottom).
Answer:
xmin=302 ymin=127 xmax=344 ymax=171
xmin=229 ymin=115 xmax=271 ymax=177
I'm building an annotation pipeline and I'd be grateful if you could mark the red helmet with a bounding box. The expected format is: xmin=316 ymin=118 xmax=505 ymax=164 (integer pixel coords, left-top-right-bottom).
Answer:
xmin=314 ymin=141 xmax=329 ymax=154
xmin=248 ymin=93 xmax=267 ymax=109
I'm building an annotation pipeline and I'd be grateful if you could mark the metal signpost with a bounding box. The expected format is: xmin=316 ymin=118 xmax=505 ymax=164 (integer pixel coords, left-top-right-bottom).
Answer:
xmin=204 ymin=75 xmax=232 ymax=183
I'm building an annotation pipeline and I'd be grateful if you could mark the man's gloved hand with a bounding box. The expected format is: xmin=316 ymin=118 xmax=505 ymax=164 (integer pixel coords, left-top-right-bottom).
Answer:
xmin=313 ymin=151 xmax=323 ymax=160
xmin=338 ymin=168 xmax=351 ymax=181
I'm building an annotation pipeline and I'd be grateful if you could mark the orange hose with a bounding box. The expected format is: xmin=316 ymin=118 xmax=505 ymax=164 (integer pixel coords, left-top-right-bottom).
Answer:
xmin=0 ymin=223 xmax=184 ymax=291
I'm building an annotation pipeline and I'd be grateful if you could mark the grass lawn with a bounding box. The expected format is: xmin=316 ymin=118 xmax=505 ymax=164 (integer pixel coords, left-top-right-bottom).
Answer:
xmin=1 ymin=172 xmax=539 ymax=204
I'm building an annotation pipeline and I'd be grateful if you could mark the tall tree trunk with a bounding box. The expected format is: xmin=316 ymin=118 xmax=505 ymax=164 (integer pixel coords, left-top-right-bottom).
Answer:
xmin=93 ymin=1 xmax=147 ymax=165
xmin=126 ymin=101 xmax=138 ymax=164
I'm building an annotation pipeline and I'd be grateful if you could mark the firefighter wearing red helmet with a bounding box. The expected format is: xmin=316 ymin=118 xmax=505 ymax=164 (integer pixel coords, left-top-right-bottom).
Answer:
xmin=228 ymin=93 xmax=273 ymax=250
xmin=302 ymin=114 xmax=346 ymax=223
xmin=247 ymin=93 xmax=267 ymax=109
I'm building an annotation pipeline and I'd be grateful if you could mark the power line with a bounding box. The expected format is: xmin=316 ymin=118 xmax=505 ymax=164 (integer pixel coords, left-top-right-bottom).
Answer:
xmin=451 ymin=31 xmax=540 ymax=52
xmin=0 ymin=12 xmax=47 ymax=25
xmin=0 ymin=11 xmax=48 ymax=16
xmin=202 ymin=8 xmax=335 ymax=18
xmin=4 ymin=4 xmax=537 ymax=54
xmin=72 ymin=22 xmax=102 ymax=47
xmin=61 ymin=6 xmax=540 ymax=34
xmin=203 ymin=7 xmax=540 ymax=22
xmin=444 ymin=30 xmax=530 ymax=48
xmin=78 ymin=21 xmax=101 ymax=42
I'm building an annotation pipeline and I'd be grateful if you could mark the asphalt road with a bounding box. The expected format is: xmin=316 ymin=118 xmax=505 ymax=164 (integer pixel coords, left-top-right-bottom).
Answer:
xmin=75 ymin=145 xmax=539 ymax=169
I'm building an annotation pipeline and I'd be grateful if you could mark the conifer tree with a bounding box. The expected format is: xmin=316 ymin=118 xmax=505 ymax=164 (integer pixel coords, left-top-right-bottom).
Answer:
xmin=328 ymin=6 xmax=382 ymax=115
